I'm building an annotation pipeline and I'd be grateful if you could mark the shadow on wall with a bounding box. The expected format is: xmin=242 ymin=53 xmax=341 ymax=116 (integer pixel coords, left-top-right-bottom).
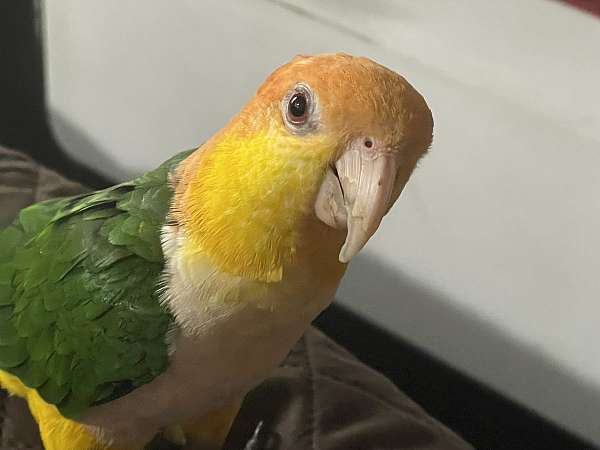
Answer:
xmin=338 ymin=253 xmax=600 ymax=443
xmin=49 ymin=110 xmax=131 ymax=182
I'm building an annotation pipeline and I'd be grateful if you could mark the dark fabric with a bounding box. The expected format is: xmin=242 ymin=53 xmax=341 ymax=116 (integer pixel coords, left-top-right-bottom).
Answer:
xmin=225 ymin=329 xmax=473 ymax=450
xmin=561 ymin=0 xmax=600 ymax=17
xmin=0 ymin=146 xmax=474 ymax=450
xmin=0 ymin=147 xmax=86 ymax=227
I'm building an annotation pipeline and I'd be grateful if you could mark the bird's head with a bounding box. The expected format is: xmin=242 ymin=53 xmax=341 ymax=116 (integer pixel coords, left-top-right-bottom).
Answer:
xmin=175 ymin=53 xmax=433 ymax=282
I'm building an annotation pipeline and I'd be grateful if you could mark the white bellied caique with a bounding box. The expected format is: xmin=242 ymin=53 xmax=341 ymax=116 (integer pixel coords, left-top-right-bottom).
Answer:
xmin=0 ymin=53 xmax=433 ymax=449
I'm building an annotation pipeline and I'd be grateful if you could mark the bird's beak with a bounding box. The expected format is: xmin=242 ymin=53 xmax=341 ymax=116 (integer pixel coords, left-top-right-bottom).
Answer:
xmin=315 ymin=138 xmax=400 ymax=263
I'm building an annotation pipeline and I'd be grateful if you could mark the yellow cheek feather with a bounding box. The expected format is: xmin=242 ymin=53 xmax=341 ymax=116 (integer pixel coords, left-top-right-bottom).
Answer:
xmin=180 ymin=127 xmax=335 ymax=282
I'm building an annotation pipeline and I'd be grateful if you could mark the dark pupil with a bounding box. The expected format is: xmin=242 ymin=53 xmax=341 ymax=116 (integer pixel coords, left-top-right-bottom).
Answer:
xmin=289 ymin=93 xmax=307 ymax=118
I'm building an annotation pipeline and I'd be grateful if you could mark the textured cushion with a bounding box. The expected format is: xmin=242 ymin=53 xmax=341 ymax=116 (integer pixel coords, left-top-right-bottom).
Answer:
xmin=225 ymin=329 xmax=473 ymax=450
xmin=0 ymin=147 xmax=85 ymax=227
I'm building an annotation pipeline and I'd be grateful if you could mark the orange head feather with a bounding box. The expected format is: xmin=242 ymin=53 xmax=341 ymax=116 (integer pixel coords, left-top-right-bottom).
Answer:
xmin=172 ymin=53 xmax=433 ymax=282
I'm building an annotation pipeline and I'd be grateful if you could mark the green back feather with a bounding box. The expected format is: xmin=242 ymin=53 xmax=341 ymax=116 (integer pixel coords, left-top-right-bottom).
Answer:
xmin=0 ymin=150 xmax=192 ymax=417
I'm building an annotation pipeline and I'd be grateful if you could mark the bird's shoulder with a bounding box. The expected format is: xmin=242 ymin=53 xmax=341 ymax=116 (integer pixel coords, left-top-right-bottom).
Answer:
xmin=0 ymin=149 xmax=193 ymax=417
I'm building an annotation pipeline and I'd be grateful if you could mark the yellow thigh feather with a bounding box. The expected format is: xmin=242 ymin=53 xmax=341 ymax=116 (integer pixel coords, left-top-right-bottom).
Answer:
xmin=0 ymin=370 xmax=122 ymax=450
xmin=181 ymin=399 xmax=242 ymax=448
xmin=1 ymin=370 xmax=241 ymax=450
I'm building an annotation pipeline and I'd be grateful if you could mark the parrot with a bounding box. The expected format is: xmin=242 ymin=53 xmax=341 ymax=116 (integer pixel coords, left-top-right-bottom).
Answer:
xmin=0 ymin=53 xmax=433 ymax=450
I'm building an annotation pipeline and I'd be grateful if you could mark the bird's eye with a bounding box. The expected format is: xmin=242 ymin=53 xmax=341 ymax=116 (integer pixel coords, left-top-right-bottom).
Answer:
xmin=282 ymin=84 xmax=315 ymax=133
xmin=288 ymin=93 xmax=307 ymax=123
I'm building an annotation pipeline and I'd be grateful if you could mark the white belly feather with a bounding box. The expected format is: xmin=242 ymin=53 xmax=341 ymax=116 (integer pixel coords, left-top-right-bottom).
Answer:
xmin=82 ymin=224 xmax=339 ymax=440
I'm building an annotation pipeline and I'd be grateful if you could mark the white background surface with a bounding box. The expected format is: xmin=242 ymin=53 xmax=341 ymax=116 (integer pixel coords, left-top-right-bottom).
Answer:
xmin=44 ymin=0 xmax=600 ymax=444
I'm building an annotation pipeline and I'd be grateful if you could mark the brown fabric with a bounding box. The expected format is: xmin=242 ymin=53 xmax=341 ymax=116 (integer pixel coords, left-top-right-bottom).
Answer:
xmin=0 ymin=146 xmax=474 ymax=450
xmin=0 ymin=147 xmax=85 ymax=227
xmin=224 ymin=329 xmax=473 ymax=450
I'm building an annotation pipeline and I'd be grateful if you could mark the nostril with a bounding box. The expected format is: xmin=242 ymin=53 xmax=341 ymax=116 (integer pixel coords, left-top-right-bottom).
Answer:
xmin=364 ymin=139 xmax=373 ymax=148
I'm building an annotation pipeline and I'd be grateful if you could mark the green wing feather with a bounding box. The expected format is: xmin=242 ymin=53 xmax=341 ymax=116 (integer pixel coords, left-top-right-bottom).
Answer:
xmin=0 ymin=150 xmax=192 ymax=418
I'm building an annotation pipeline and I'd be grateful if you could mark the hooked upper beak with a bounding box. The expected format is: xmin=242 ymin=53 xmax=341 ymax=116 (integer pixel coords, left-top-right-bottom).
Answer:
xmin=315 ymin=137 xmax=400 ymax=263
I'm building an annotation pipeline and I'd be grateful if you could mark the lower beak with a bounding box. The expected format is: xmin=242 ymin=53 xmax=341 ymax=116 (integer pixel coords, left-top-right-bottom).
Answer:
xmin=315 ymin=139 xmax=399 ymax=263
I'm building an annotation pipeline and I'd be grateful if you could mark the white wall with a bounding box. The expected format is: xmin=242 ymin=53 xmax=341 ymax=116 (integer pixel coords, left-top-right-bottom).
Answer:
xmin=44 ymin=0 xmax=600 ymax=444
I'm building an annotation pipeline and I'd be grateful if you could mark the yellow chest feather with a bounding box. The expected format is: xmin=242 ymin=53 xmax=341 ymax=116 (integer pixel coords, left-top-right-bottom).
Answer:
xmin=178 ymin=130 xmax=335 ymax=282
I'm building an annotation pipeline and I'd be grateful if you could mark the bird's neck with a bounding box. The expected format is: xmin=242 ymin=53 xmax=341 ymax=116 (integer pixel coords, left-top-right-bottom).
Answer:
xmin=172 ymin=129 xmax=335 ymax=282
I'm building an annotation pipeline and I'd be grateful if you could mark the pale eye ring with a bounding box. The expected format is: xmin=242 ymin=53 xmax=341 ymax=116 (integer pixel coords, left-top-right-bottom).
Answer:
xmin=282 ymin=83 xmax=316 ymax=133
